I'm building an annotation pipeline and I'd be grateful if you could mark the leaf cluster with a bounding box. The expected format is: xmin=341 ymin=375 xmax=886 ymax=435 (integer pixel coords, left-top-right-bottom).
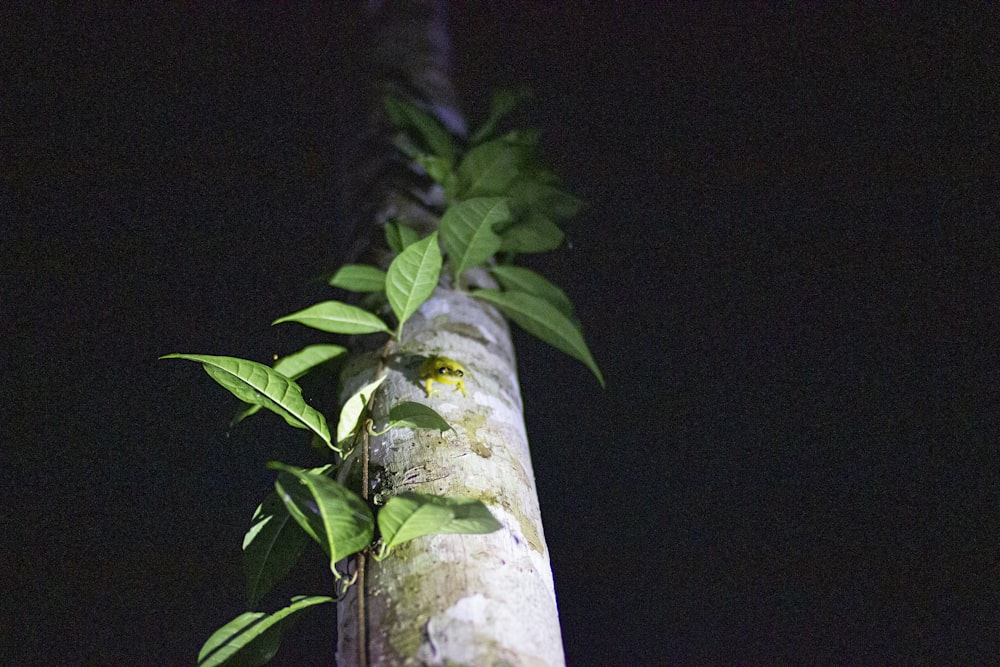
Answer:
xmin=322 ymin=89 xmax=604 ymax=383
xmin=163 ymin=351 xmax=496 ymax=665
xmin=388 ymin=86 xmax=582 ymax=260
xmin=162 ymin=87 xmax=605 ymax=665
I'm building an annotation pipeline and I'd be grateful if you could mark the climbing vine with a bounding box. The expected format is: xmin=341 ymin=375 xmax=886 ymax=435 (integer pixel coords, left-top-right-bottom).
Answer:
xmin=163 ymin=88 xmax=602 ymax=666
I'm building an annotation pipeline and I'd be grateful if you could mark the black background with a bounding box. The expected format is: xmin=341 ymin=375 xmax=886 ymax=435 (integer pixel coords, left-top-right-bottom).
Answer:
xmin=3 ymin=4 xmax=999 ymax=665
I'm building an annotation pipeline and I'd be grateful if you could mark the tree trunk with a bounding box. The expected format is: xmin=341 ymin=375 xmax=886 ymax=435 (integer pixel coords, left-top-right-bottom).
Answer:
xmin=337 ymin=282 xmax=565 ymax=665
xmin=335 ymin=3 xmax=566 ymax=665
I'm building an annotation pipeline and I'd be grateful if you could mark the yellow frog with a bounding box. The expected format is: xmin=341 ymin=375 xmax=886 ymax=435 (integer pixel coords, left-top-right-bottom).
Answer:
xmin=419 ymin=355 xmax=469 ymax=398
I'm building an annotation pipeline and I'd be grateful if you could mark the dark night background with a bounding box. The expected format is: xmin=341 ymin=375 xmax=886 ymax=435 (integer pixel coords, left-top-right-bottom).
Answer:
xmin=3 ymin=4 xmax=998 ymax=665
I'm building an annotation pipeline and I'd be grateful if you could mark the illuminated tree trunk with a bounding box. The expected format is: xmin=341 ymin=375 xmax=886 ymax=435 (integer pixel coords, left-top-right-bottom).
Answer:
xmin=335 ymin=2 xmax=566 ymax=665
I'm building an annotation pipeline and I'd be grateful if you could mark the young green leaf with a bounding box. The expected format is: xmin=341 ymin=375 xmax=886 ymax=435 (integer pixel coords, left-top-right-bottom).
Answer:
xmin=488 ymin=265 xmax=576 ymax=322
xmin=243 ymin=492 xmax=313 ymax=609
xmin=472 ymin=289 xmax=605 ymax=386
xmin=386 ymin=401 xmax=453 ymax=434
xmin=384 ymin=220 xmax=420 ymax=254
xmin=376 ymin=493 xmax=501 ymax=558
xmin=386 ymin=231 xmax=442 ymax=332
xmin=269 ymin=462 xmax=374 ymax=571
xmin=337 ymin=376 xmax=387 ymax=447
xmin=329 ymin=265 xmax=387 ymax=293
xmin=383 ymin=94 xmax=456 ymax=164
xmin=439 ymin=197 xmax=510 ymax=280
xmin=160 ymin=354 xmax=333 ymax=447
xmin=496 ymin=213 xmax=565 ymax=254
xmin=272 ymin=301 xmax=391 ymax=335
xmin=196 ymin=595 xmax=333 ymax=667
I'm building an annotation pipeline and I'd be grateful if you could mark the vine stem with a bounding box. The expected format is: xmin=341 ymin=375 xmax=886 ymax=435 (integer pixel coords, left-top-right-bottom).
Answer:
xmin=357 ymin=551 xmax=367 ymax=667
xmin=355 ymin=389 xmax=375 ymax=666
xmin=356 ymin=337 xmax=394 ymax=667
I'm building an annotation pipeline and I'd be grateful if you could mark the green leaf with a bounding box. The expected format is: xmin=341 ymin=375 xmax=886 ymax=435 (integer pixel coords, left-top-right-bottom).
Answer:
xmin=457 ymin=139 xmax=528 ymax=198
xmin=269 ymin=462 xmax=375 ymax=570
xmin=496 ymin=213 xmax=565 ymax=254
xmin=507 ymin=178 xmax=583 ymax=220
xmin=472 ymin=289 xmax=604 ymax=386
xmin=243 ymin=492 xmax=313 ymax=609
xmin=160 ymin=354 xmax=332 ymax=447
xmin=337 ymin=377 xmax=387 ymax=447
xmin=488 ymin=265 xmax=575 ymax=322
xmin=231 ymin=345 xmax=346 ymax=427
xmin=329 ymin=265 xmax=387 ymax=293
xmin=272 ymin=301 xmax=391 ymax=335
xmin=414 ymin=153 xmax=454 ymax=186
xmin=386 ymin=401 xmax=453 ymax=433
xmin=439 ymin=498 xmax=503 ymax=535
xmin=377 ymin=494 xmax=454 ymax=553
xmin=384 ymin=220 xmax=420 ymax=254
xmin=386 ymin=231 xmax=442 ymax=331
xmin=439 ymin=197 xmax=511 ymax=279
xmin=470 ymin=85 xmax=533 ymax=145
xmin=383 ymin=94 xmax=456 ymax=164
xmin=272 ymin=469 xmax=327 ymax=548
xmin=273 ymin=344 xmax=347 ymax=379
xmin=197 ymin=595 xmax=333 ymax=667
xmin=377 ymin=493 xmax=501 ymax=557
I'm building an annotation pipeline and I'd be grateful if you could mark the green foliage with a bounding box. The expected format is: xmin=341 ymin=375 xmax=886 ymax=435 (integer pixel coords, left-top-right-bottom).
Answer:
xmin=439 ymin=197 xmax=510 ymax=281
xmin=488 ymin=265 xmax=576 ymax=323
xmin=385 ymin=401 xmax=453 ymax=434
xmin=383 ymin=94 xmax=457 ymax=165
xmin=386 ymin=231 xmax=442 ymax=336
xmin=384 ymin=220 xmax=420 ymax=253
xmin=506 ymin=175 xmax=583 ymax=220
xmin=495 ymin=211 xmax=565 ymax=253
xmin=197 ymin=595 xmax=333 ymax=667
xmin=375 ymin=493 xmax=502 ymax=559
xmin=456 ymin=137 xmax=528 ymax=198
xmin=269 ymin=462 xmax=374 ymax=573
xmin=472 ymin=289 xmax=604 ymax=387
xmin=329 ymin=265 xmax=387 ymax=293
xmin=469 ymin=85 xmax=533 ymax=145
xmin=268 ymin=345 xmax=347 ymax=378
xmin=272 ymin=301 xmax=391 ymax=335
xmin=166 ymin=87 xmax=606 ymax=665
xmin=243 ymin=493 xmax=314 ymax=608
xmin=160 ymin=354 xmax=333 ymax=449
xmin=336 ymin=377 xmax=386 ymax=448
xmin=232 ymin=345 xmax=346 ymax=426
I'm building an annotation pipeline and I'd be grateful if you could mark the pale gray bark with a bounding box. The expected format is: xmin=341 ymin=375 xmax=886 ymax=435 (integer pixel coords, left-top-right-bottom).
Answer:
xmin=335 ymin=3 xmax=566 ymax=665
xmin=337 ymin=282 xmax=565 ymax=665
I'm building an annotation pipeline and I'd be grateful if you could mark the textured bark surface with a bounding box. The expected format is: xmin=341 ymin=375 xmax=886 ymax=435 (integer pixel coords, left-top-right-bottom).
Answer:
xmin=336 ymin=285 xmax=565 ymax=666
xmin=340 ymin=0 xmax=465 ymax=266
xmin=335 ymin=3 xmax=565 ymax=664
